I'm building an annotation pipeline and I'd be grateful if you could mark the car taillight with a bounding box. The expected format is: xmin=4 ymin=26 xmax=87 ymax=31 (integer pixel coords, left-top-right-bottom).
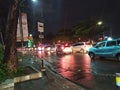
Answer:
xmin=61 ymin=46 xmax=64 ymax=50
xmin=65 ymin=43 xmax=68 ymax=46
xmin=42 ymin=47 xmax=44 ymax=50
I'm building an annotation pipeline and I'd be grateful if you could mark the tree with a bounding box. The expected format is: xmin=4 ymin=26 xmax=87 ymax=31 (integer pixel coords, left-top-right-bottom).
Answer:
xmin=73 ymin=18 xmax=106 ymax=42
xmin=55 ymin=28 xmax=75 ymax=42
xmin=3 ymin=0 xmax=20 ymax=71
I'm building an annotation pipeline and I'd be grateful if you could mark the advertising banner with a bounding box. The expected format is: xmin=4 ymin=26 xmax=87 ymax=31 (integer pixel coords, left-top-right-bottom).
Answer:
xmin=17 ymin=13 xmax=28 ymax=42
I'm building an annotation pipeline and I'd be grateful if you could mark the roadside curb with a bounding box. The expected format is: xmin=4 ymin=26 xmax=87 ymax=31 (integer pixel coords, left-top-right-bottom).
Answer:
xmin=0 ymin=79 xmax=14 ymax=90
xmin=14 ymin=72 xmax=42 ymax=83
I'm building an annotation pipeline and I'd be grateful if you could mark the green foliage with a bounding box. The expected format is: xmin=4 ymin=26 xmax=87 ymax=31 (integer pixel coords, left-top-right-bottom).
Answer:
xmin=0 ymin=64 xmax=25 ymax=83
xmin=0 ymin=46 xmax=7 ymax=83
xmin=0 ymin=63 xmax=9 ymax=83
xmin=11 ymin=67 xmax=25 ymax=77
xmin=73 ymin=18 xmax=106 ymax=40
xmin=0 ymin=47 xmax=25 ymax=83
xmin=55 ymin=28 xmax=75 ymax=42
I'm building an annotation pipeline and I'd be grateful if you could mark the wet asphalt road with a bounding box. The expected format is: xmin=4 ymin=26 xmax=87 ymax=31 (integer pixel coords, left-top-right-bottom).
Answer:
xmin=37 ymin=51 xmax=120 ymax=90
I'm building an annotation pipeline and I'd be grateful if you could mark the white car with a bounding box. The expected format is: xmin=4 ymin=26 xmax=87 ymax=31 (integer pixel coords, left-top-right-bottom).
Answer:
xmin=71 ymin=42 xmax=92 ymax=53
xmin=44 ymin=45 xmax=51 ymax=52
xmin=50 ymin=44 xmax=58 ymax=53
xmin=62 ymin=44 xmax=72 ymax=54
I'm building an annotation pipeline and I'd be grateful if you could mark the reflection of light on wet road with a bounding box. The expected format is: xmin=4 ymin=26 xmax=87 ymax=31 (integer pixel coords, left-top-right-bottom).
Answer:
xmin=59 ymin=54 xmax=93 ymax=80
xmin=37 ymin=51 xmax=56 ymax=59
xmin=59 ymin=55 xmax=76 ymax=77
xmin=58 ymin=54 xmax=98 ymax=89
xmin=37 ymin=51 xmax=45 ymax=58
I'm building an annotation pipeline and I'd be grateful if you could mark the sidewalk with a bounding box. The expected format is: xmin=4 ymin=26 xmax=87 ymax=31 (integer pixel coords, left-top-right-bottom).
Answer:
xmin=14 ymin=52 xmax=86 ymax=90
xmin=15 ymin=66 xmax=86 ymax=90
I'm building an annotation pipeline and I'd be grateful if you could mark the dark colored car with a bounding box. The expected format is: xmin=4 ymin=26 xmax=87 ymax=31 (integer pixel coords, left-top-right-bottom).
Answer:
xmin=56 ymin=44 xmax=64 ymax=54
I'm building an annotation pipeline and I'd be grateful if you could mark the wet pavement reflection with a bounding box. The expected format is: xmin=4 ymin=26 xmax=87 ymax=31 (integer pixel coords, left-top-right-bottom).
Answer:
xmin=36 ymin=51 xmax=117 ymax=90
xmin=59 ymin=54 xmax=93 ymax=80
xmin=56 ymin=54 xmax=116 ymax=90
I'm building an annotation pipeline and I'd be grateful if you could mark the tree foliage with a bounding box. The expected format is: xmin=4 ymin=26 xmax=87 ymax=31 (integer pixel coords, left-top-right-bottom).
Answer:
xmin=55 ymin=28 xmax=75 ymax=42
xmin=73 ymin=18 xmax=106 ymax=41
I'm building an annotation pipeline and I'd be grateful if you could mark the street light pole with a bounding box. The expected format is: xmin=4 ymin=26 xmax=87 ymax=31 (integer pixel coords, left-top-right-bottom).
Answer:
xmin=38 ymin=22 xmax=44 ymax=44
xmin=40 ymin=32 xmax=42 ymax=44
xmin=110 ymin=28 xmax=112 ymax=37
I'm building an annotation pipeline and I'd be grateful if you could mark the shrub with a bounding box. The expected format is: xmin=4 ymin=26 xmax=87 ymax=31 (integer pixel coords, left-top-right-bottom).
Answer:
xmin=0 ymin=64 xmax=10 ymax=83
xmin=0 ymin=46 xmax=25 ymax=83
xmin=0 ymin=46 xmax=8 ymax=83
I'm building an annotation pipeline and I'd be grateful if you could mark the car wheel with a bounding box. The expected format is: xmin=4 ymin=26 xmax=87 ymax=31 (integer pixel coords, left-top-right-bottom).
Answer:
xmin=89 ymin=52 xmax=95 ymax=60
xmin=117 ymin=54 xmax=120 ymax=61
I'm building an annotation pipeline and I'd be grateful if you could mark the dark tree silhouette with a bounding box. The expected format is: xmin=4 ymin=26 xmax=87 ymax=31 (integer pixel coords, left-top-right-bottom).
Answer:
xmin=3 ymin=0 xmax=19 ymax=71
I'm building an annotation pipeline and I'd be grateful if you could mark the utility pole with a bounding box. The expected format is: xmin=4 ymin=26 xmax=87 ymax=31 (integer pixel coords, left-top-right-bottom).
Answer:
xmin=110 ymin=28 xmax=112 ymax=37
xmin=38 ymin=22 xmax=44 ymax=44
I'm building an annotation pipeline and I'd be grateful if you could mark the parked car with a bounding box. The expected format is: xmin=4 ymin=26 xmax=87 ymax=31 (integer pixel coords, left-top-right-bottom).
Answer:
xmin=71 ymin=42 xmax=92 ymax=53
xmin=88 ymin=39 xmax=120 ymax=61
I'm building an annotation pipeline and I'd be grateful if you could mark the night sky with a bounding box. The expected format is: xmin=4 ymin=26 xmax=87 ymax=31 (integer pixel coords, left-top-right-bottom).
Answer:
xmin=0 ymin=0 xmax=120 ymax=38
xmin=42 ymin=0 xmax=120 ymax=38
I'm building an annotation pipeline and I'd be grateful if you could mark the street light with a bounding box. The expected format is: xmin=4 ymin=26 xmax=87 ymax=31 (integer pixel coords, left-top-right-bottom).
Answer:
xmin=97 ymin=21 xmax=103 ymax=26
xmin=32 ymin=0 xmax=37 ymax=2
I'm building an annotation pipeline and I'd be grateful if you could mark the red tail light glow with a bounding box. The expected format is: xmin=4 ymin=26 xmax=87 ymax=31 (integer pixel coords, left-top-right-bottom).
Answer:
xmin=61 ymin=46 xmax=64 ymax=50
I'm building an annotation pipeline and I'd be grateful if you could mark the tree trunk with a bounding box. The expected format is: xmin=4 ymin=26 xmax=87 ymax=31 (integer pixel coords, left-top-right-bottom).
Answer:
xmin=3 ymin=0 xmax=20 ymax=71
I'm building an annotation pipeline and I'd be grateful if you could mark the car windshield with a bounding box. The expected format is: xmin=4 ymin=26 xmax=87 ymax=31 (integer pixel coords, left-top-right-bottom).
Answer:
xmin=94 ymin=42 xmax=105 ymax=48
